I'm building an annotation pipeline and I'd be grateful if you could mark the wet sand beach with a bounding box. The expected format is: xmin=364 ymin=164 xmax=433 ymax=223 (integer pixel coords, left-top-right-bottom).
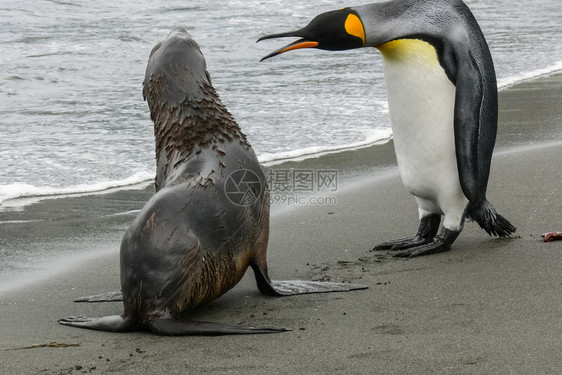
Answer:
xmin=0 ymin=73 xmax=561 ymax=374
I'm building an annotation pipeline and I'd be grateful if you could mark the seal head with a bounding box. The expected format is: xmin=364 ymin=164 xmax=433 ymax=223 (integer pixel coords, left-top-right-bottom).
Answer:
xmin=143 ymin=27 xmax=250 ymax=190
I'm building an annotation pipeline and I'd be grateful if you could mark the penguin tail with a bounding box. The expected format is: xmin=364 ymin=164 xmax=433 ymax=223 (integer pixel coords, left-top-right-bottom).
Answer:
xmin=467 ymin=200 xmax=516 ymax=237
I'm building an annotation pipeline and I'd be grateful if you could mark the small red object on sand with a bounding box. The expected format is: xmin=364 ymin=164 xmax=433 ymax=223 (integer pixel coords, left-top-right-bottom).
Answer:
xmin=541 ymin=232 xmax=562 ymax=242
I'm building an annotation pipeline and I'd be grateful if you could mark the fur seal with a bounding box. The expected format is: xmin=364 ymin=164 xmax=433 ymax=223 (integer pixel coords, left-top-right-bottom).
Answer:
xmin=58 ymin=28 xmax=366 ymax=335
xmin=258 ymin=0 xmax=516 ymax=257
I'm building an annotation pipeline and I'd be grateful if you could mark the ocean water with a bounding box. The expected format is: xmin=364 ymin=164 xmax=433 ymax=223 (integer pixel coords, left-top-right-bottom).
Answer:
xmin=0 ymin=0 xmax=561 ymax=205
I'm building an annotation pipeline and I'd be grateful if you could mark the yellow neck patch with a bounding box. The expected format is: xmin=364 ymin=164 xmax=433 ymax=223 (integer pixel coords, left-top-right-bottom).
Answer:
xmin=344 ymin=14 xmax=365 ymax=46
xmin=377 ymin=39 xmax=438 ymax=65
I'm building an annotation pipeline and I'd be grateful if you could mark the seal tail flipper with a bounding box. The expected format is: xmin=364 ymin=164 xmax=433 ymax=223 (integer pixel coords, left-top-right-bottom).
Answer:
xmin=468 ymin=199 xmax=516 ymax=237
xmin=73 ymin=291 xmax=123 ymax=302
xmin=149 ymin=318 xmax=289 ymax=336
xmin=251 ymin=263 xmax=367 ymax=296
xmin=58 ymin=315 xmax=131 ymax=332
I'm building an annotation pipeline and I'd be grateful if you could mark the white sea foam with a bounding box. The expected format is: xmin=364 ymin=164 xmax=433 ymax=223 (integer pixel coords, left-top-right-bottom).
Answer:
xmin=258 ymin=128 xmax=393 ymax=166
xmin=498 ymin=61 xmax=562 ymax=90
xmin=0 ymin=170 xmax=154 ymax=207
xmin=2 ymin=59 xmax=559 ymax=209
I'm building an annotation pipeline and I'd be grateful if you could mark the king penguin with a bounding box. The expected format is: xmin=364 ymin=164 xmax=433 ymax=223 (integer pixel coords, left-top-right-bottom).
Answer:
xmin=258 ymin=0 xmax=515 ymax=257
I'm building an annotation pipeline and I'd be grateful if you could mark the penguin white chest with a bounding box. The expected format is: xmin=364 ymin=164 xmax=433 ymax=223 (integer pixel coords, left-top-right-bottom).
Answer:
xmin=378 ymin=39 xmax=467 ymax=214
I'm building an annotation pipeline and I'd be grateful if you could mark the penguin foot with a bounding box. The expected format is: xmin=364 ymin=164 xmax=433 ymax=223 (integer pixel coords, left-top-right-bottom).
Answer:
xmin=392 ymin=239 xmax=451 ymax=257
xmin=373 ymin=214 xmax=441 ymax=251
xmin=373 ymin=235 xmax=433 ymax=250
xmin=392 ymin=228 xmax=461 ymax=258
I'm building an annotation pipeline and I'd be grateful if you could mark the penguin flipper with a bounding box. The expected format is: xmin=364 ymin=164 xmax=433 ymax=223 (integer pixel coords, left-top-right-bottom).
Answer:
xmin=449 ymin=32 xmax=516 ymax=237
xmin=451 ymin=36 xmax=488 ymax=204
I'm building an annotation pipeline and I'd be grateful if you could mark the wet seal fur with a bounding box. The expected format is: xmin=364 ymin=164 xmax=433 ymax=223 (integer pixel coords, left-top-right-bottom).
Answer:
xmin=58 ymin=28 xmax=366 ymax=335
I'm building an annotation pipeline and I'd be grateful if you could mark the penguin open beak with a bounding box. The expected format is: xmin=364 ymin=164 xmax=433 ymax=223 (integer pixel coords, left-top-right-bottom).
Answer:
xmin=257 ymin=31 xmax=318 ymax=62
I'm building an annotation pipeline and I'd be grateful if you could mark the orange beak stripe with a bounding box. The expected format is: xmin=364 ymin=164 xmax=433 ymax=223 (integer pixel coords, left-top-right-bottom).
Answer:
xmin=279 ymin=41 xmax=319 ymax=54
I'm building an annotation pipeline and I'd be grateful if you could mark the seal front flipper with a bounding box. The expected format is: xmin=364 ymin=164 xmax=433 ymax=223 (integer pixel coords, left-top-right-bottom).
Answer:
xmin=73 ymin=291 xmax=123 ymax=303
xmin=251 ymin=263 xmax=367 ymax=296
xmin=149 ymin=318 xmax=289 ymax=336
xmin=58 ymin=315 xmax=130 ymax=332
xmin=58 ymin=315 xmax=287 ymax=335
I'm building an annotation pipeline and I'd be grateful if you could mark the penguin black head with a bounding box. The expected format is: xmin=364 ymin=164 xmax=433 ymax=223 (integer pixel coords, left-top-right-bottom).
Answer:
xmin=258 ymin=8 xmax=365 ymax=61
